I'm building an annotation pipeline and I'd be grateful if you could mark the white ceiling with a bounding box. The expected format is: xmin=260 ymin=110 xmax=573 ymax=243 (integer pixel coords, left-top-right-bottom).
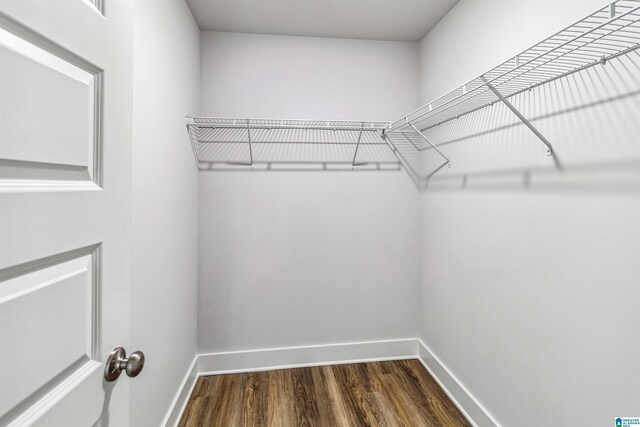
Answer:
xmin=185 ymin=0 xmax=459 ymax=42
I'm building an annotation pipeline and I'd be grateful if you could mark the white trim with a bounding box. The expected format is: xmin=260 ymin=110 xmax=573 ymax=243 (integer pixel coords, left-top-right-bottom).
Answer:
xmin=7 ymin=360 xmax=100 ymax=427
xmin=0 ymin=180 xmax=101 ymax=193
xmin=161 ymin=355 xmax=199 ymax=427
xmin=417 ymin=339 xmax=500 ymax=427
xmin=163 ymin=339 xmax=498 ymax=427
xmin=198 ymin=338 xmax=416 ymax=375
xmin=162 ymin=338 xmax=417 ymax=427
xmin=198 ymin=338 xmax=417 ymax=375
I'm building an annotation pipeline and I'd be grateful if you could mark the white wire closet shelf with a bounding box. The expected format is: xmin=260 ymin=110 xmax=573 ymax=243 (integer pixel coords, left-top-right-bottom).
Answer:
xmin=186 ymin=117 xmax=399 ymax=171
xmin=386 ymin=0 xmax=640 ymax=188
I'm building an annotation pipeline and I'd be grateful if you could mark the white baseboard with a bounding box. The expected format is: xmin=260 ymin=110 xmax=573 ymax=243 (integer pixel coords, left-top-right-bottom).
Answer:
xmin=163 ymin=338 xmax=497 ymax=427
xmin=162 ymin=338 xmax=416 ymax=426
xmin=417 ymin=339 xmax=500 ymax=427
xmin=197 ymin=338 xmax=417 ymax=375
xmin=161 ymin=355 xmax=199 ymax=427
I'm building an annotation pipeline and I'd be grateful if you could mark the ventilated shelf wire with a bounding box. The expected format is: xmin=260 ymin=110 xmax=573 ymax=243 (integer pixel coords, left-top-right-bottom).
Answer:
xmin=384 ymin=0 xmax=640 ymax=188
xmin=186 ymin=117 xmax=399 ymax=171
xmin=390 ymin=0 xmax=640 ymax=133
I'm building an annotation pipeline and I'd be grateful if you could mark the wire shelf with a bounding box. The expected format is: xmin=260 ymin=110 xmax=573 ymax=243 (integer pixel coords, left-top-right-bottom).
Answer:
xmin=391 ymin=0 xmax=640 ymax=133
xmin=386 ymin=0 xmax=640 ymax=187
xmin=186 ymin=117 xmax=399 ymax=171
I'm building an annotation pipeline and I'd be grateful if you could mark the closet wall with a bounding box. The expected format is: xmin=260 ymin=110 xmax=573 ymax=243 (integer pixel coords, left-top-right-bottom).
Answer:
xmin=197 ymin=32 xmax=421 ymax=353
xmin=417 ymin=1 xmax=640 ymax=426
xmin=131 ymin=2 xmax=200 ymax=426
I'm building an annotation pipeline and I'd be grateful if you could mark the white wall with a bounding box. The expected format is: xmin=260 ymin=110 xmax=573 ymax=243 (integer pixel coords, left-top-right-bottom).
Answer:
xmin=131 ymin=2 xmax=199 ymax=426
xmin=198 ymin=32 xmax=421 ymax=353
xmin=417 ymin=1 xmax=640 ymax=426
xmin=200 ymin=32 xmax=421 ymax=119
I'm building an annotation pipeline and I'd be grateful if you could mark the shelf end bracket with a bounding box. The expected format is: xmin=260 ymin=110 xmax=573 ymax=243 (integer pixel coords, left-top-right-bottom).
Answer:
xmin=186 ymin=122 xmax=201 ymax=170
xmin=351 ymin=125 xmax=364 ymax=168
xmin=408 ymin=123 xmax=451 ymax=167
xmin=481 ymin=76 xmax=562 ymax=170
xmin=246 ymin=119 xmax=254 ymax=170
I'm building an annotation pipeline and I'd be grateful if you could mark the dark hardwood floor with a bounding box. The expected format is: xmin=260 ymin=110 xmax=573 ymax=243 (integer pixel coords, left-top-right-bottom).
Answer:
xmin=179 ymin=359 xmax=471 ymax=426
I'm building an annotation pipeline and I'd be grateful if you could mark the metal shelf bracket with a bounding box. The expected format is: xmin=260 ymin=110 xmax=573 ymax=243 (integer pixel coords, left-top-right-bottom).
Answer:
xmin=246 ymin=119 xmax=254 ymax=170
xmin=408 ymin=123 xmax=450 ymax=166
xmin=481 ymin=75 xmax=562 ymax=170
xmin=351 ymin=124 xmax=364 ymax=168
xmin=408 ymin=123 xmax=451 ymax=181
xmin=382 ymin=129 xmax=426 ymax=189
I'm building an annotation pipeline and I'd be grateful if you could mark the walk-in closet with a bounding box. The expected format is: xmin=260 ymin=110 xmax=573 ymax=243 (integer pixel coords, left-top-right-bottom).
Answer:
xmin=1 ymin=0 xmax=638 ymax=426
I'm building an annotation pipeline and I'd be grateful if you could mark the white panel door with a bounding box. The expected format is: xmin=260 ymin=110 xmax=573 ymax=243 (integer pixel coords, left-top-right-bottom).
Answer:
xmin=0 ymin=0 xmax=133 ymax=426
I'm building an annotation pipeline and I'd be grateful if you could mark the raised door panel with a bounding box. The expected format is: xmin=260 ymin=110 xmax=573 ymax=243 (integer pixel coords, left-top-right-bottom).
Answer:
xmin=0 ymin=13 xmax=101 ymax=191
xmin=0 ymin=248 xmax=99 ymax=425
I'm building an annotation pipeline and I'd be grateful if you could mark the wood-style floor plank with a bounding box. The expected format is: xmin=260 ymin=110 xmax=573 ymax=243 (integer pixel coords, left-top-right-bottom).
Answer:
xmin=178 ymin=360 xmax=471 ymax=427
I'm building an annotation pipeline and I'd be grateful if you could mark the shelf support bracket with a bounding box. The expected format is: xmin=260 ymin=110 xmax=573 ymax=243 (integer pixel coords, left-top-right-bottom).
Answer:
xmin=382 ymin=129 xmax=425 ymax=189
xmin=408 ymin=123 xmax=451 ymax=181
xmin=481 ymin=76 xmax=562 ymax=170
xmin=246 ymin=119 xmax=254 ymax=169
xmin=408 ymin=123 xmax=450 ymax=166
xmin=185 ymin=119 xmax=200 ymax=170
xmin=351 ymin=125 xmax=364 ymax=168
